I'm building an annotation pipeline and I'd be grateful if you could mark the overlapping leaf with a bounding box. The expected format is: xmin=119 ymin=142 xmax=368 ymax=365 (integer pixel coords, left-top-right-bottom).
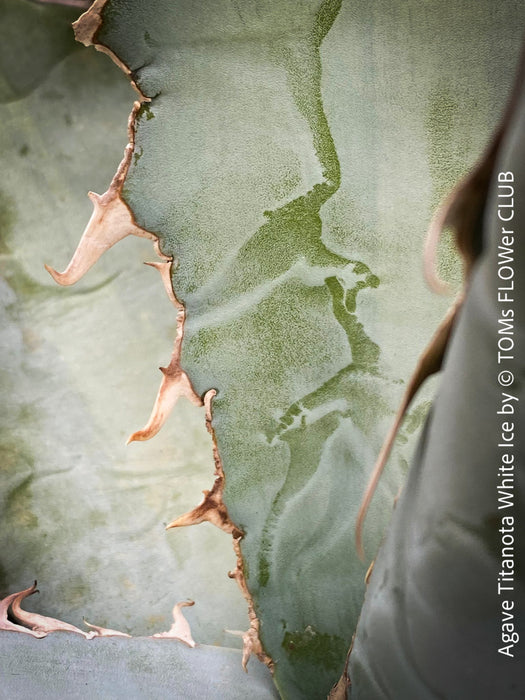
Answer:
xmin=349 ymin=59 xmax=525 ymax=698
xmin=0 ymin=0 xmax=248 ymax=646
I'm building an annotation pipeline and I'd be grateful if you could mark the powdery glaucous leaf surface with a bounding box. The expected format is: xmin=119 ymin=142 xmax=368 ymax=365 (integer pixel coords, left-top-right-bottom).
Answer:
xmin=0 ymin=0 xmax=249 ymax=647
xmin=85 ymin=0 xmax=524 ymax=696
xmin=2 ymin=0 xmax=524 ymax=698
xmin=349 ymin=60 xmax=525 ymax=698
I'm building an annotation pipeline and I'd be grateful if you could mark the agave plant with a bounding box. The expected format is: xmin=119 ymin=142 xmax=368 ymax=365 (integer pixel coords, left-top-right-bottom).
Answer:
xmin=0 ymin=0 xmax=523 ymax=698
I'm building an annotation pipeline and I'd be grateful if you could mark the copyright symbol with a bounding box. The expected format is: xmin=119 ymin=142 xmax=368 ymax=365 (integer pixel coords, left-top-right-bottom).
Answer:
xmin=498 ymin=370 xmax=514 ymax=387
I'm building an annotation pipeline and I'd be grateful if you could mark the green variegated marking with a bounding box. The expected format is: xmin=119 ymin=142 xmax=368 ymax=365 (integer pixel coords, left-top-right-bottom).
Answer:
xmin=94 ymin=0 xmax=524 ymax=696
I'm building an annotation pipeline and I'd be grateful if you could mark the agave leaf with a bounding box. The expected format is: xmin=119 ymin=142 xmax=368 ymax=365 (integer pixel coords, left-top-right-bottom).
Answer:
xmin=348 ymin=57 xmax=525 ymax=698
xmin=0 ymin=0 xmax=249 ymax=646
xmin=0 ymin=630 xmax=279 ymax=699
xmin=59 ymin=1 xmax=525 ymax=697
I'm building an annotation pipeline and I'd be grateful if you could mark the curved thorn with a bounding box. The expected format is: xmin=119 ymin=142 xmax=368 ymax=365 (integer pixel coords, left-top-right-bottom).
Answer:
xmin=9 ymin=582 xmax=94 ymax=638
xmin=46 ymin=101 xmax=157 ymax=287
xmin=45 ymin=192 xmax=156 ymax=286
xmin=144 ymin=261 xmax=180 ymax=308
xmin=226 ymin=629 xmax=252 ymax=672
xmin=151 ymin=600 xmax=196 ymax=647
xmin=83 ymin=620 xmax=131 ymax=638
xmin=127 ymin=364 xmax=202 ymax=444
xmin=226 ymin=627 xmax=262 ymax=671
xmin=0 ymin=583 xmax=46 ymax=638
xmin=166 ymin=486 xmax=239 ymax=535
xmin=153 ymin=239 xmax=172 ymax=262
xmin=204 ymin=388 xmax=217 ymax=405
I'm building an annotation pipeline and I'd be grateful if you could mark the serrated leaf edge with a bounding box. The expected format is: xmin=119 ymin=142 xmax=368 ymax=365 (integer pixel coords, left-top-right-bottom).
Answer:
xmin=43 ymin=0 xmax=271 ymax=673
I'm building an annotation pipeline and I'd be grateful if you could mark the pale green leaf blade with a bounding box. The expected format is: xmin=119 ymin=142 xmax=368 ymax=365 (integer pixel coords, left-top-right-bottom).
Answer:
xmin=0 ymin=632 xmax=279 ymax=699
xmin=92 ymin=1 xmax=525 ymax=697
xmin=4 ymin=0 xmax=522 ymax=697
xmin=349 ymin=59 xmax=525 ymax=699
xmin=0 ymin=0 xmax=248 ymax=646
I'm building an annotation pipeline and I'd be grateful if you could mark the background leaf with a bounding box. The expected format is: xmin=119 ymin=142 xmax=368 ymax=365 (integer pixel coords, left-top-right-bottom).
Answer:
xmin=349 ymin=56 xmax=525 ymax=699
xmin=0 ymin=0 xmax=250 ymax=647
